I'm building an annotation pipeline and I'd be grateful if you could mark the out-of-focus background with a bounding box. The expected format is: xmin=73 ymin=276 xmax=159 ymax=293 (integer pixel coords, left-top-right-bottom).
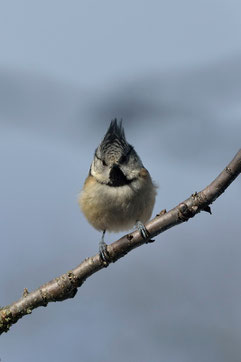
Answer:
xmin=0 ymin=1 xmax=241 ymax=361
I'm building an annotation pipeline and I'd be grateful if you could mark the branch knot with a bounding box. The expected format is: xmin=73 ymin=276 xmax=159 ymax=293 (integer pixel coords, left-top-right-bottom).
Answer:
xmin=178 ymin=203 xmax=196 ymax=221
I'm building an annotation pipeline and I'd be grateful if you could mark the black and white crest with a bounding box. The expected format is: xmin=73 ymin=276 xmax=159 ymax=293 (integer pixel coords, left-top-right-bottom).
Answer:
xmin=99 ymin=119 xmax=132 ymax=161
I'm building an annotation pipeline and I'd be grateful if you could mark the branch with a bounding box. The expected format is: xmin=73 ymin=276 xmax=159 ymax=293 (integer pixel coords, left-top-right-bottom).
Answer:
xmin=1 ymin=149 xmax=241 ymax=334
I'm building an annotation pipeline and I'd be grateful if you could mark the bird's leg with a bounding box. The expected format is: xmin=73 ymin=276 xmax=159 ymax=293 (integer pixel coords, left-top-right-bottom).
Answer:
xmin=99 ymin=230 xmax=111 ymax=265
xmin=136 ymin=220 xmax=154 ymax=243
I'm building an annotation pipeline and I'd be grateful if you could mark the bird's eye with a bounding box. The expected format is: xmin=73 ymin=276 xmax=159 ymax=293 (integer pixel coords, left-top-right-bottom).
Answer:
xmin=120 ymin=155 xmax=127 ymax=163
xmin=102 ymin=159 xmax=107 ymax=166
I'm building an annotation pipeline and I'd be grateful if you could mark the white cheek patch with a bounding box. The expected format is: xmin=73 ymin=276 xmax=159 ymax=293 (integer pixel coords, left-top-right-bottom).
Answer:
xmin=91 ymin=161 xmax=110 ymax=184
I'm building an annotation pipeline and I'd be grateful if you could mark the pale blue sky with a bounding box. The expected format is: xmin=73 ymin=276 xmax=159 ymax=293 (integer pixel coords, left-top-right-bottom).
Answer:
xmin=0 ymin=0 xmax=241 ymax=87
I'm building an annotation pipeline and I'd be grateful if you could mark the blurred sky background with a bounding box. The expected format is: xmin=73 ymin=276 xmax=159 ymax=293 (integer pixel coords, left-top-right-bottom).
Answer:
xmin=0 ymin=1 xmax=241 ymax=361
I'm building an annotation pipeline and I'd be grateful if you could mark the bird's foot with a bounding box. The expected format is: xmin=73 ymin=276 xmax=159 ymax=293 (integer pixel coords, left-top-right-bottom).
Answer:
xmin=136 ymin=221 xmax=154 ymax=243
xmin=99 ymin=240 xmax=111 ymax=266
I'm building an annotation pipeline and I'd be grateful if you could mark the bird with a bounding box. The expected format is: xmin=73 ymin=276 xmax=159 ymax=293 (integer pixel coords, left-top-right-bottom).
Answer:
xmin=78 ymin=119 xmax=157 ymax=264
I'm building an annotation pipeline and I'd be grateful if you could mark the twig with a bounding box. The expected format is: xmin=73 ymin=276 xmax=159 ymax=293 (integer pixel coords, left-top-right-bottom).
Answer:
xmin=1 ymin=149 xmax=241 ymax=334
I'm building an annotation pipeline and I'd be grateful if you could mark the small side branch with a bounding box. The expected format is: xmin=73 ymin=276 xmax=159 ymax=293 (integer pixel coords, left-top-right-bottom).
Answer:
xmin=1 ymin=149 xmax=241 ymax=334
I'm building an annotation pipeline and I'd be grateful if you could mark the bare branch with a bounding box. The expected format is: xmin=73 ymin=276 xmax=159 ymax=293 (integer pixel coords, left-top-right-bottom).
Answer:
xmin=1 ymin=149 xmax=241 ymax=334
